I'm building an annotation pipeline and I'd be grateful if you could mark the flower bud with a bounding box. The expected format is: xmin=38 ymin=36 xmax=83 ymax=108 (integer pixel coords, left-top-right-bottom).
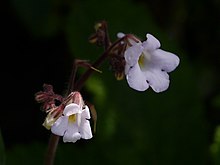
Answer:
xmin=70 ymin=91 xmax=84 ymax=108
xmin=42 ymin=105 xmax=64 ymax=130
xmin=35 ymin=91 xmax=48 ymax=103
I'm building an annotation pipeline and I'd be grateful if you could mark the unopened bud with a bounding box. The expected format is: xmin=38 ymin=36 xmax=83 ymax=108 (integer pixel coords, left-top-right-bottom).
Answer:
xmin=89 ymin=34 xmax=98 ymax=44
xmin=94 ymin=23 xmax=102 ymax=31
xmin=109 ymin=54 xmax=125 ymax=81
xmin=35 ymin=91 xmax=47 ymax=103
xmin=42 ymin=106 xmax=63 ymax=130
xmin=115 ymin=72 xmax=124 ymax=81
xmin=67 ymin=92 xmax=84 ymax=109
xmin=117 ymin=32 xmax=125 ymax=38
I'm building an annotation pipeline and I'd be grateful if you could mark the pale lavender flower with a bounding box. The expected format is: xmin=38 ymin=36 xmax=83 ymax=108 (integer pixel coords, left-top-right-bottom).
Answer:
xmin=51 ymin=103 xmax=92 ymax=143
xmin=124 ymin=34 xmax=180 ymax=92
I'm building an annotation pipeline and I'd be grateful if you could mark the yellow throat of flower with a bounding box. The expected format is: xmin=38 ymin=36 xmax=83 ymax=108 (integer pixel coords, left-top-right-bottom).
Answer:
xmin=138 ymin=53 xmax=145 ymax=68
xmin=68 ymin=114 xmax=77 ymax=123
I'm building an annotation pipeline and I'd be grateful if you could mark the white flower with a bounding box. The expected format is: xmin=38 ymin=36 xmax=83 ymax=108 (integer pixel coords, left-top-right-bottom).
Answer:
xmin=124 ymin=33 xmax=180 ymax=92
xmin=51 ymin=103 xmax=93 ymax=143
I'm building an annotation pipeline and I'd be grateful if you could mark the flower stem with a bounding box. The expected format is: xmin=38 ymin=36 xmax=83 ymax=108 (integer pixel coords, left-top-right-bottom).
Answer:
xmin=67 ymin=61 xmax=78 ymax=93
xmin=102 ymin=21 xmax=111 ymax=50
xmin=74 ymin=37 xmax=125 ymax=91
xmin=44 ymin=134 xmax=60 ymax=165
xmin=44 ymin=22 xmax=125 ymax=165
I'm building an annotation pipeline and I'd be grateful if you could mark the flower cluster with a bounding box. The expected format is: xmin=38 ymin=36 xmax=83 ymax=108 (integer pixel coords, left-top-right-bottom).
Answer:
xmin=35 ymin=21 xmax=180 ymax=145
xmin=35 ymin=87 xmax=93 ymax=143
xmin=35 ymin=21 xmax=180 ymax=165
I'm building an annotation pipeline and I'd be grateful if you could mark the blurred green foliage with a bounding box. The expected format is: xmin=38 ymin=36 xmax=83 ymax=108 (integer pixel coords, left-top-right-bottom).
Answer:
xmin=212 ymin=95 xmax=220 ymax=109
xmin=3 ymin=0 xmax=220 ymax=164
xmin=210 ymin=126 xmax=220 ymax=165
xmin=6 ymin=142 xmax=45 ymax=165
xmin=0 ymin=130 xmax=6 ymax=165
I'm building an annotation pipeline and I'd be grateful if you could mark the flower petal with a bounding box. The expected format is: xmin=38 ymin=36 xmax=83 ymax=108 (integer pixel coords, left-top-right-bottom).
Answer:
xmin=126 ymin=64 xmax=149 ymax=91
xmin=150 ymin=49 xmax=180 ymax=72
xmin=142 ymin=34 xmax=161 ymax=51
xmin=63 ymin=123 xmax=81 ymax=143
xmin=76 ymin=112 xmax=82 ymax=127
xmin=63 ymin=103 xmax=80 ymax=116
xmin=124 ymin=64 xmax=131 ymax=75
xmin=51 ymin=116 xmax=68 ymax=136
xmin=81 ymin=106 xmax=91 ymax=119
xmin=144 ymin=69 xmax=170 ymax=93
xmin=79 ymin=120 xmax=93 ymax=139
xmin=124 ymin=42 xmax=143 ymax=66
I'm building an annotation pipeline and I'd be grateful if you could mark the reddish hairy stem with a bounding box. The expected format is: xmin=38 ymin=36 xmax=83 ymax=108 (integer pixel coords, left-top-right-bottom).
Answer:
xmin=67 ymin=62 xmax=78 ymax=94
xmin=73 ymin=37 xmax=125 ymax=91
xmin=44 ymin=134 xmax=60 ymax=165
xmin=102 ymin=21 xmax=111 ymax=50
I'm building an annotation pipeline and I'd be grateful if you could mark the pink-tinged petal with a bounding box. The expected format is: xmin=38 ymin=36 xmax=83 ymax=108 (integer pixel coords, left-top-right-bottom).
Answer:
xmin=150 ymin=49 xmax=180 ymax=72
xmin=63 ymin=103 xmax=80 ymax=116
xmin=79 ymin=120 xmax=93 ymax=139
xmin=142 ymin=34 xmax=161 ymax=51
xmin=126 ymin=64 xmax=149 ymax=91
xmin=51 ymin=116 xmax=68 ymax=136
xmin=81 ymin=106 xmax=91 ymax=119
xmin=63 ymin=124 xmax=81 ymax=143
xmin=144 ymin=69 xmax=170 ymax=93
xmin=125 ymin=42 xmax=143 ymax=66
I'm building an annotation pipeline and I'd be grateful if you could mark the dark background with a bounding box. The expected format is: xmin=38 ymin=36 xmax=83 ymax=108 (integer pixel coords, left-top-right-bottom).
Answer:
xmin=1 ymin=0 xmax=220 ymax=164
